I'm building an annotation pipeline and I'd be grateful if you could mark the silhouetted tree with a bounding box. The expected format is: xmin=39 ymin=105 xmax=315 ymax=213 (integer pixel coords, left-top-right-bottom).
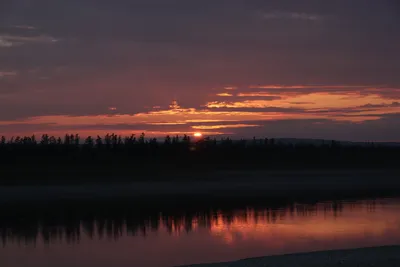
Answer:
xmin=40 ymin=134 xmax=49 ymax=145
xmin=85 ymin=136 xmax=94 ymax=147
xmin=49 ymin=136 xmax=57 ymax=145
xmin=138 ymin=133 xmax=145 ymax=144
xmin=74 ymin=134 xmax=80 ymax=146
xmin=64 ymin=134 xmax=71 ymax=145
xmin=164 ymin=135 xmax=171 ymax=145
xmin=95 ymin=136 xmax=103 ymax=148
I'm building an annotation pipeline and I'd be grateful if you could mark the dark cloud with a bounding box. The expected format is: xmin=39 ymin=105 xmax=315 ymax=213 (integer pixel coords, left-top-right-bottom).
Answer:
xmin=235 ymin=95 xmax=283 ymax=100
xmin=228 ymin=115 xmax=400 ymax=141
xmin=0 ymin=123 xmax=188 ymax=133
xmin=359 ymin=102 xmax=400 ymax=108
xmin=240 ymin=86 xmax=400 ymax=101
xmin=0 ymin=103 xmax=148 ymax=121
xmin=206 ymin=107 xmax=304 ymax=113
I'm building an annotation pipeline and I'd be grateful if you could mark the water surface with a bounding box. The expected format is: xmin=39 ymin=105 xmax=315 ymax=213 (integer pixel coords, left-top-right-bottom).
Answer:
xmin=1 ymin=198 xmax=400 ymax=267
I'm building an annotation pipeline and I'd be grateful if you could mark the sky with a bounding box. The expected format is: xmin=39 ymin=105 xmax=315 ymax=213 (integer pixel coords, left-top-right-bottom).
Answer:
xmin=1 ymin=0 xmax=400 ymax=141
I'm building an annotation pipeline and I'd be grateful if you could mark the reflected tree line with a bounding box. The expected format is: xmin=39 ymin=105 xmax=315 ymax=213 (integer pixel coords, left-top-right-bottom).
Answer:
xmin=0 ymin=199 xmax=377 ymax=246
xmin=0 ymin=133 xmax=399 ymax=184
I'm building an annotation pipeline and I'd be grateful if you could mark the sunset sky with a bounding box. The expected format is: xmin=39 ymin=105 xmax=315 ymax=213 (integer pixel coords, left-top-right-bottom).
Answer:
xmin=1 ymin=0 xmax=400 ymax=141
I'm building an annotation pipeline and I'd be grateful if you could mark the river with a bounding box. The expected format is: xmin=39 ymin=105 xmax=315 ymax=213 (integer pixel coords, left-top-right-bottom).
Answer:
xmin=1 ymin=197 xmax=400 ymax=267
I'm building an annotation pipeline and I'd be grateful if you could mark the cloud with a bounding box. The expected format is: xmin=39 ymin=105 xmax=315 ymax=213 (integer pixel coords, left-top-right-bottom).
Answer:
xmin=148 ymin=122 xmax=187 ymax=126
xmin=290 ymin=102 xmax=315 ymax=105
xmin=244 ymin=85 xmax=400 ymax=100
xmin=0 ymin=87 xmax=398 ymax=140
xmin=216 ymin=93 xmax=233 ymax=97
xmin=219 ymin=115 xmax=400 ymax=141
xmin=1 ymin=84 xmax=398 ymax=125
xmin=237 ymin=92 xmax=282 ymax=100
xmin=206 ymin=91 xmax=395 ymax=110
xmin=12 ymin=25 xmax=36 ymax=30
xmin=0 ymin=34 xmax=58 ymax=47
xmin=0 ymin=71 xmax=17 ymax=78
xmin=0 ymin=103 xmax=145 ymax=121
xmin=0 ymin=37 xmax=13 ymax=47
xmin=359 ymin=102 xmax=400 ymax=109
xmin=0 ymin=24 xmax=55 ymax=48
xmin=191 ymin=124 xmax=260 ymax=130
xmin=204 ymin=107 xmax=304 ymax=113
xmin=250 ymin=85 xmax=370 ymax=89
xmin=262 ymin=11 xmax=324 ymax=21
xmin=206 ymin=100 xmax=289 ymax=109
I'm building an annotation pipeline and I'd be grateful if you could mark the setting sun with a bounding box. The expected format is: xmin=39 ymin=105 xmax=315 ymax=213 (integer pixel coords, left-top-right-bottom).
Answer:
xmin=193 ymin=132 xmax=203 ymax=137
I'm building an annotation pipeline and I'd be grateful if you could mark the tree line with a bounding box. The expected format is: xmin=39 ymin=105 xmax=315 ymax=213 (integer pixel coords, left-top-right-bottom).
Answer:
xmin=0 ymin=133 xmax=398 ymax=169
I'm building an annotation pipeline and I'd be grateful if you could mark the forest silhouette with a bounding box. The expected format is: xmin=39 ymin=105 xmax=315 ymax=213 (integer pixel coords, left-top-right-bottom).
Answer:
xmin=0 ymin=133 xmax=399 ymax=185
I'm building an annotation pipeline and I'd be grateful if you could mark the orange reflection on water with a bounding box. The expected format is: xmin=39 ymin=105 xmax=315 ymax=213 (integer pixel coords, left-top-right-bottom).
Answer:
xmin=207 ymin=200 xmax=400 ymax=249
xmin=2 ymin=199 xmax=400 ymax=267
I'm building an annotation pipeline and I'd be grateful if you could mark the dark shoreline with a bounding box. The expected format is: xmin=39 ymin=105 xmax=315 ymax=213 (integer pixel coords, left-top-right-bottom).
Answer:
xmin=1 ymin=169 xmax=400 ymax=204
xmin=175 ymin=246 xmax=400 ymax=267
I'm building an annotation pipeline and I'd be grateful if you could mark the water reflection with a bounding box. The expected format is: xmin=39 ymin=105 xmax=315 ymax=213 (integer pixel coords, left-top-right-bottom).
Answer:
xmin=0 ymin=198 xmax=382 ymax=245
xmin=0 ymin=198 xmax=400 ymax=267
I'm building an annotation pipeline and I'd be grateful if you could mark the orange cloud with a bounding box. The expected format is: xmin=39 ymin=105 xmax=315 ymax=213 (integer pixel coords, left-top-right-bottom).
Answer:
xmin=148 ymin=122 xmax=187 ymax=125
xmin=2 ymin=85 xmax=400 ymax=137
xmin=216 ymin=93 xmax=233 ymax=97
xmin=249 ymin=85 xmax=377 ymax=89
xmin=206 ymin=92 xmax=400 ymax=113
xmin=237 ymin=92 xmax=280 ymax=97
xmin=192 ymin=124 xmax=260 ymax=130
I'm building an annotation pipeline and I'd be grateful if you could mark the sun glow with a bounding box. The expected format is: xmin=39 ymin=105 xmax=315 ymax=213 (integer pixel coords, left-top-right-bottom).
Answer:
xmin=193 ymin=132 xmax=203 ymax=137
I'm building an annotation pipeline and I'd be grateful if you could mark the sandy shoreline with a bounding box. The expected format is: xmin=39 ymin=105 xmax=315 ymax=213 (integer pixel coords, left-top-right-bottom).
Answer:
xmin=175 ymin=246 xmax=400 ymax=267
xmin=1 ymin=169 xmax=400 ymax=204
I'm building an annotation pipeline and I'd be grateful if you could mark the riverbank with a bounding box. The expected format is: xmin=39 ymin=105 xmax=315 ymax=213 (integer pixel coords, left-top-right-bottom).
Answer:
xmin=1 ymin=169 xmax=400 ymax=204
xmin=176 ymin=245 xmax=400 ymax=267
